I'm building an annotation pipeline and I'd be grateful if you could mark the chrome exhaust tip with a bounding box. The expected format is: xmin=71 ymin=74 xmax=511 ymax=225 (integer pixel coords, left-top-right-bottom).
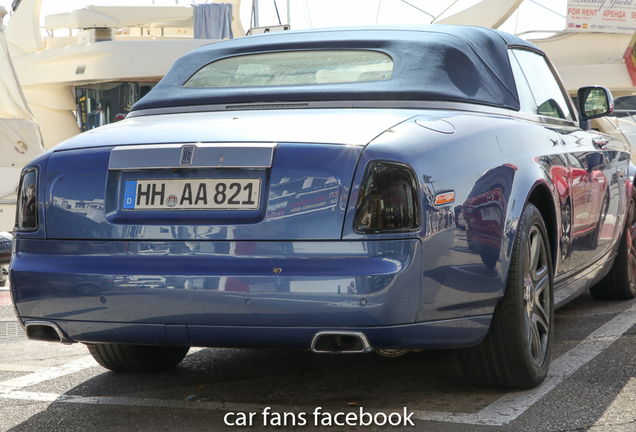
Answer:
xmin=25 ymin=321 xmax=75 ymax=344
xmin=310 ymin=331 xmax=373 ymax=354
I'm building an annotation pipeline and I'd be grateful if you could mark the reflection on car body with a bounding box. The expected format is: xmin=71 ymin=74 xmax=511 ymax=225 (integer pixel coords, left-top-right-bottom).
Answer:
xmin=462 ymin=164 xmax=516 ymax=268
xmin=10 ymin=25 xmax=636 ymax=388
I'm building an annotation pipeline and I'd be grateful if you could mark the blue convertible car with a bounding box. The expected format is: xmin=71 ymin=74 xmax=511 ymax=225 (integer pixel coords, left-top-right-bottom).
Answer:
xmin=11 ymin=26 xmax=635 ymax=389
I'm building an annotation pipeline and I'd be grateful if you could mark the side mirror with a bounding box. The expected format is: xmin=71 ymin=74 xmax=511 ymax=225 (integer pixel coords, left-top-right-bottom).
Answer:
xmin=578 ymin=86 xmax=614 ymax=130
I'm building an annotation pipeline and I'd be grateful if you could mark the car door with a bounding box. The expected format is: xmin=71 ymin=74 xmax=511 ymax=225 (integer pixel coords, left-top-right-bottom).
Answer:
xmin=507 ymin=49 xmax=572 ymax=276
xmin=560 ymin=128 xmax=623 ymax=272
xmin=511 ymin=49 xmax=622 ymax=274
xmin=566 ymin=152 xmax=595 ymax=236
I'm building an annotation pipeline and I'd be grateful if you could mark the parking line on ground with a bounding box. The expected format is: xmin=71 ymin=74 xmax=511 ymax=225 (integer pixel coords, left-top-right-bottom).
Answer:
xmin=412 ymin=302 xmax=636 ymax=425
xmin=0 ymin=356 xmax=96 ymax=392
xmin=588 ymin=377 xmax=636 ymax=431
xmin=0 ymin=364 xmax=41 ymax=372
xmin=0 ymin=304 xmax=634 ymax=427
xmin=0 ymin=391 xmax=309 ymax=412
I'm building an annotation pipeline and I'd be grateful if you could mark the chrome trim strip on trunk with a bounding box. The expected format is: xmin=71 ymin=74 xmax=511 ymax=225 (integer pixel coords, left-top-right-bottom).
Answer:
xmin=108 ymin=143 xmax=277 ymax=170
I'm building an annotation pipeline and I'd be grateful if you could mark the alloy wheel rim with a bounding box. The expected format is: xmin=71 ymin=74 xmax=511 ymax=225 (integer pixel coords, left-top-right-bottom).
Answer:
xmin=523 ymin=225 xmax=551 ymax=367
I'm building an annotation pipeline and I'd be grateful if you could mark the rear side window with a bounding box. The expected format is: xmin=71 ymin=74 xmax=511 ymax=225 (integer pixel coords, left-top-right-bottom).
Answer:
xmin=184 ymin=50 xmax=394 ymax=88
xmin=508 ymin=51 xmax=538 ymax=115
xmin=510 ymin=49 xmax=573 ymax=121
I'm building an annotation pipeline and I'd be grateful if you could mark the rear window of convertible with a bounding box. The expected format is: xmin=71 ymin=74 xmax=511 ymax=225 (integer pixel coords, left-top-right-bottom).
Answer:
xmin=183 ymin=50 xmax=394 ymax=88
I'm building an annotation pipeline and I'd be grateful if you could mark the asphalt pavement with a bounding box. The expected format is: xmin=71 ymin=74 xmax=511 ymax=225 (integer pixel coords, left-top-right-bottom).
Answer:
xmin=0 ymin=286 xmax=635 ymax=431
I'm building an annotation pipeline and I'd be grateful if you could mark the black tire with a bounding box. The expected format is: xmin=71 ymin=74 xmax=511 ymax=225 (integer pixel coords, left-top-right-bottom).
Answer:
xmin=459 ymin=203 xmax=554 ymax=389
xmin=87 ymin=344 xmax=190 ymax=373
xmin=590 ymin=185 xmax=636 ymax=300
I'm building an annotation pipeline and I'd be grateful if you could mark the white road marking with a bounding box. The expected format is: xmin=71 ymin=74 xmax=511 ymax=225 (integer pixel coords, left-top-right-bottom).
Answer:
xmin=0 ymin=304 xmax=634 ymax=427
xmin=1 ymin=390 xmax=314 ymax=412
xmin=0 ymin=364 xmax=41 ymax=372
xmin=0 ymin=356 xmax=96 ymax=392
xmin=1 ymin=391 xmax=59 ymax=403
xmin=412 ymin=302 xmax=636 ymax=426
xmin=588 ymin=377 xmax=636 ymax=431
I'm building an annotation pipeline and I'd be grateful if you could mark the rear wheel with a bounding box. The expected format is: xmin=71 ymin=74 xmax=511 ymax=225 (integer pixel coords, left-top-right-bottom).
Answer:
xmin=590 ymin=185 xmax=636 ymax=300
xmin=459 ymin=203 xmax=553 ymax=389
xmin=87 ymin=344 xmax=190 ymax=373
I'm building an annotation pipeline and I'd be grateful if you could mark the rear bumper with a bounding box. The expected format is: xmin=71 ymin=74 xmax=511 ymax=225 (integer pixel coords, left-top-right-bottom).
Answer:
xmin=20 ymin=317 xmax=492 ymax=350
xmin=12 ymin=239 xmax=423 ymax=326
xmin=10 ymin=238 xmax=492 ymax=349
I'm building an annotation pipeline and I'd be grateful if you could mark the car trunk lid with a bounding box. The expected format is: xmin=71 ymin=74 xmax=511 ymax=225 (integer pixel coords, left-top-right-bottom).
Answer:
xmin=45 ymin=109 xmax=415 ymax=241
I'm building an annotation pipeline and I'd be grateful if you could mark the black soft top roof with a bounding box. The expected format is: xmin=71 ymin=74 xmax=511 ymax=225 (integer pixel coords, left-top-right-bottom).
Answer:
xmin=132 ymin=25 xmax=540 ymax=112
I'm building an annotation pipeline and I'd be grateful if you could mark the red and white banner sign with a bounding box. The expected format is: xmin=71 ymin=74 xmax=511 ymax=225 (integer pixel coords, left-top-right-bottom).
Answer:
xmin=566 ymin=1 xmax=636 ymax=33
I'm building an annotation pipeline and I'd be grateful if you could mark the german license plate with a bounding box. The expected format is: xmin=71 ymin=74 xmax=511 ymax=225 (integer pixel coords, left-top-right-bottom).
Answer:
xmin=123 ymin=179 xmax=260 ymax=210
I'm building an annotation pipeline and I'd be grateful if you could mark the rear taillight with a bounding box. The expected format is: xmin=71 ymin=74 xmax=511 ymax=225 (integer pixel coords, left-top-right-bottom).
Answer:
xmin=16 ymin=167 xmax=38 ymax=231
xmin=354 ymin=162 xmax=419 ymax=233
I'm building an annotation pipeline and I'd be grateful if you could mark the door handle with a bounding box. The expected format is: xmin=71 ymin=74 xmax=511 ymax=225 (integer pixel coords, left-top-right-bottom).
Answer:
xmin=592 ymin=137 xmax=609 ymax=150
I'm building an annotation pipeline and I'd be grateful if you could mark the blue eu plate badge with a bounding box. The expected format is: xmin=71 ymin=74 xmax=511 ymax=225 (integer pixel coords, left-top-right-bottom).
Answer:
xmin=123 ymin=181 xmax=137 ymax=209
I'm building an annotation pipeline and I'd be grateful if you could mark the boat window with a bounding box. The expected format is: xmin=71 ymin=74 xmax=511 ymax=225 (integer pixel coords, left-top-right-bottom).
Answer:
xmin=75 ymin=82 xmax=156 ymax=131
xmin=184 ymin=50 xmax=394 ymax=88
xmin=510 ymin=49 xmax=573 ymax=121
xmin=614 ymin=95 xmax=636 ymax=110
xmin=0 ymin=28 xmax=31 ymax=120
